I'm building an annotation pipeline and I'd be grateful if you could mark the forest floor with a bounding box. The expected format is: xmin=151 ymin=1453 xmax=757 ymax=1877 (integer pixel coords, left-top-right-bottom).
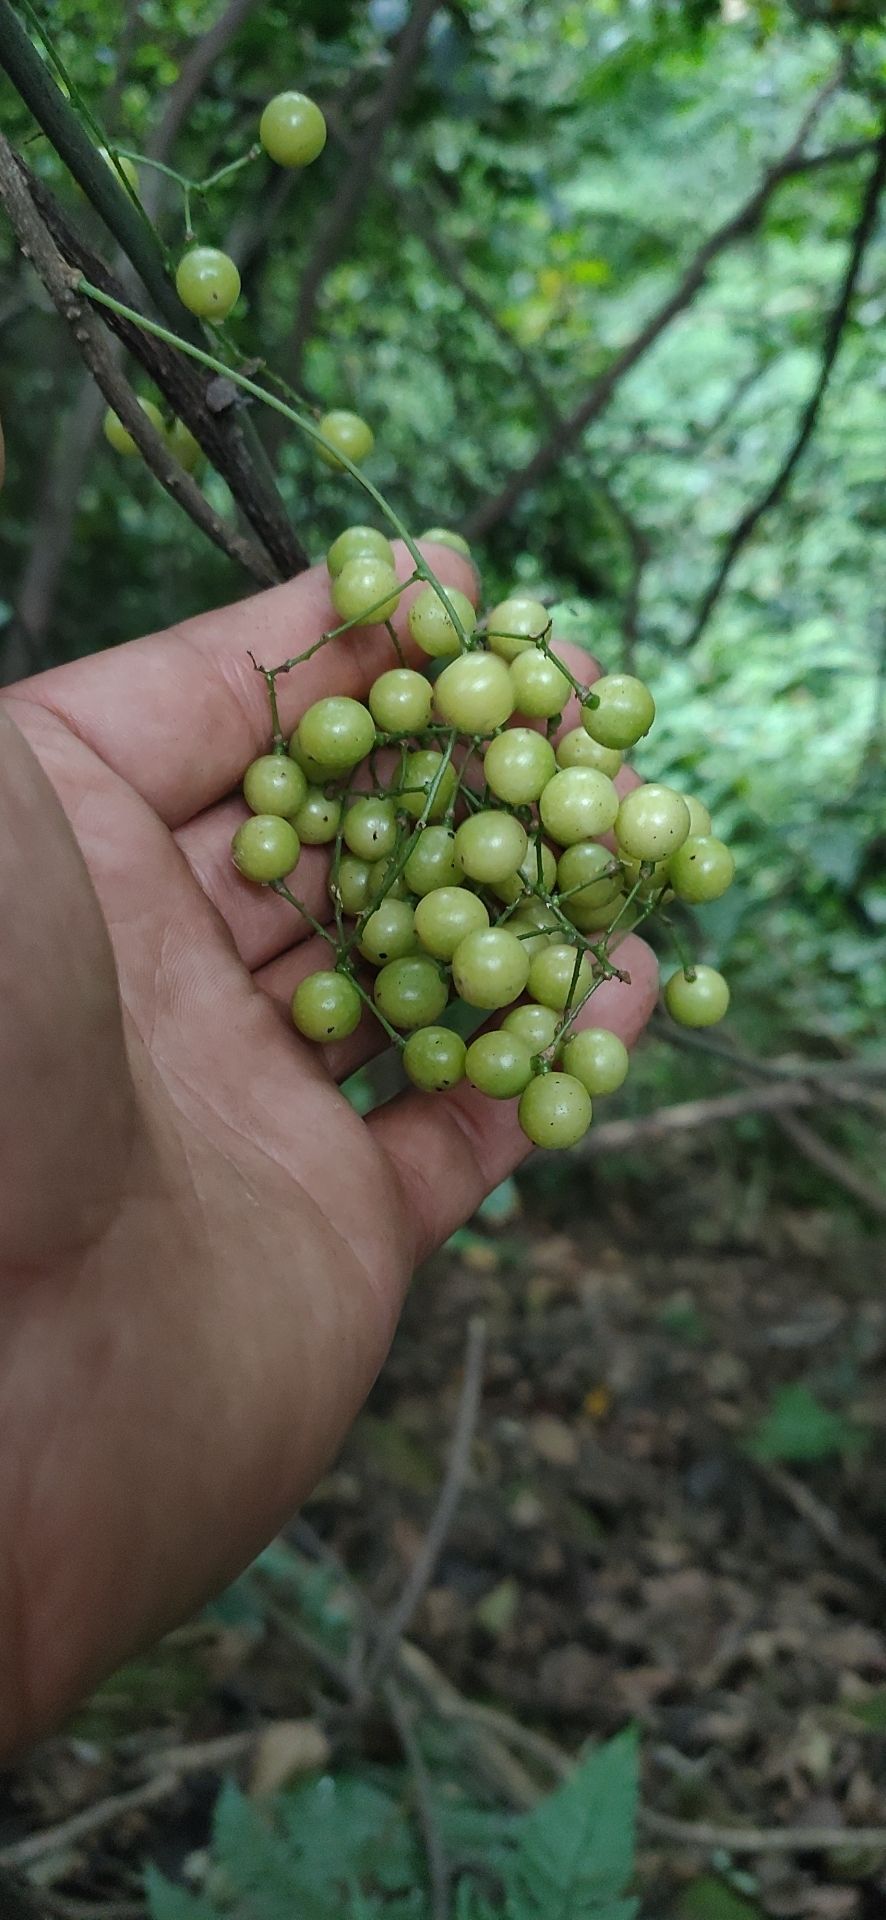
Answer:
xmin=4 ymin=1146 xmax=886 ymax=1920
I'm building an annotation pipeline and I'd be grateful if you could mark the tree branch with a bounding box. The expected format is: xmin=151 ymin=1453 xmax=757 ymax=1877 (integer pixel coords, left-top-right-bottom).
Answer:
xmin=0 ymin=0 xmax=302 ymax=575
xmin=463 ymin=77 xmax=870 ymax=540
xmin=686 ymin=123 xmax=886 ymax=646
xmin=281 ymin=0 xmax=440 ymax=389
xmin=9 ymin=151 xmax=309 ymax=575
xmin=0 ymin=136 xmax=276 ymax=589
xmin=367 ymin=1316 xmax=487 ymax=1687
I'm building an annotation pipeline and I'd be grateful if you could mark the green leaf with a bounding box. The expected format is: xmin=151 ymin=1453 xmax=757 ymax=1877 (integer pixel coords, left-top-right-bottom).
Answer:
xmin=508 ymin=1727 xmax=639 ymax=1919
xmin=212 ymin=1780 xmax=329 ymax=1920
xmin=746 ymin=1384 xmax=868 ymax=1464
xmin=144 ymin=1865 xmax=218 ymax=1920
xmin=677 ymin=1876 xmax=767 ymax=1920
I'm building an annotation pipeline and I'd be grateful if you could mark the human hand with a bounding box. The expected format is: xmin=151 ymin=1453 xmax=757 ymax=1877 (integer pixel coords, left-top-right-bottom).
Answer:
xmin=0 ymin=545 xmax=658 ymax=1756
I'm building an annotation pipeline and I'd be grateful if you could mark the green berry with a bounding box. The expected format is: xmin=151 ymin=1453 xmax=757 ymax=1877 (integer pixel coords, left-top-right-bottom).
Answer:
xmin=374 ymin=955 xmax=449 ymax=1029
xmin=232 ymin=814 xmax=300 ymax=883
xmin=454 ymin=811 xmax=528 ymax=886
xmin=165 ymin=417 xmax=202 ymax=472
xmin=484 ymin=728 xmax=556 ymax=805
xmin=407 ymin=584 xmax=474 ymax=658
xmin=403 ymin=825 xmax=461 ymax=896
xmin=556 ymin=728 xmax=623 ymax=779
xmin=358 ymin=900 xmax=417 ymax=966
xmin=465 ymin=1030 xmax=533 ymax=1098
xmin=685 ymin=796 xmax=713 ymax=836
xmin=615 ymin=784 xmax=691 ymax=861
xmin=175 ymin=246 xmax=241 ymax=320
xmin=331 ymin=555 xmax=401 ymax=625
xmin=243 ymin=753 xmax=308 ymax=818
xmin=290 ymin=787 xmax=342 ymax=844
xmin=292 ymin=970 xmax=361 ymax=1042
xmin=502 ymin=1002 xmax=560 ymax=1052
xmin=397 ymin=750 xmax=457 ymax=821
xmin=327 ymin=525 xmax=395 ymax=576
xmin=419 ymin=527 xmax=471 ymax=557
xmin=560 ymin=1027 xmax=629 ymax=1095
xmin=451 ymin=927 xmax=530 ymax=1010
xmin=414 ymin=886 xmax=489 ymax=961
xmin=668 ymin=835 xmax=735 ymax=903
xmin=317 ymin=409 xmax=374 ymax=469
xmin=259 ymin=91 xmax=327 ymax=167
xmin=486 ymin=595 xmax=550 ymax=661
xmin=491 ymin=840 xmax=558 ymax=905
xmin=434 ymin=652 xmax=514 ymax=733
xmin=334 ymin=855 xmax=374 ymax=916
xmin=527 ymin=942 xmax=594 ymax=1011
xmin=539 ymin=768 xmax=619 ymax=846
xmin=343 ymin=795 xmax=398 ymax=861
xmin=556 ymin=841 xmax=622 ymax=912
xmin=582 ymin=673 xmax=655 ymax=750
xmin=510 ymin=649 xmax=571 ymax=719
xmin=103 ymin=397 xmax=164 ymax=456
xmin=663 ymin=965 xmax=730 ymax=1028
xmin=403 ymin=1026 xmax=466 ymax=1091
xmin=368 ymin=667 xmax=433 ymax=733
xmin=297 ymin=696 xmax=375 ymax=772
xmin=518 ymin=1072 xmax=592 ymax=1149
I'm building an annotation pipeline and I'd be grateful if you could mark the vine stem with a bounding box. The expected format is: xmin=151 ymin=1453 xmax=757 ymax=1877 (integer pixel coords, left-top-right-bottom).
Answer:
xmin=75 ymin=277 xmax=473 ymax=647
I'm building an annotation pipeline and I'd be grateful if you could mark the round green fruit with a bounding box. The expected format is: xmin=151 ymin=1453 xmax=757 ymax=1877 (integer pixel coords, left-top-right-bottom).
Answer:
xmin=502 ymin=1002 xmax=560 ymax=1052
xmin=518 ymin=1072 xmax=592 ymax=1149
xmin=510 ymin=649 xmax=571 ymax=719
xmin=260 ymin=90 xmax=327 ymax=167
xmin=414 ymin=886 xmax=489 ymax=961
xmin=397 ymin=750 xmax=457 ymax=820
xmin=465 ymin=1030 xmax=533 ymax=1098
xmin=331 ymin=555 xmax=401 ymax=625
xmin=615 ymin=784 xmax=691 ymax=861
xmin=327 ymin=525 xmax=395 ymax=576
xmin=317 ymin=409 xmax=374 ymax=469
xmin=402 ymin=825 xmax=461 ymax=896
xmin=375 ymin=955 xmax=449 ymax=1029
xmin=407 ymin=584 xmax=474 ymax=658
xmin=343 ymin=795 xmax=398 ymax=861
xmin=358 ymin=900 xmax=417 ymax=966
xmin=454 ymin=810 xmax=528 ymax=887
xmin=556 ymin=728 xmax=623 ymax=779
xmin=165 ymin=417 xmax=202 ymax=472
xmin=175 ymin=246 xmax=241 ymax=320
xmin=451 ymin=927 xmax=530 ymax=1010
xmin=243 ymin=752 xmax=308 ymax=818
xmin=369 ymin=667 xmax=433 ymax=733
xmin=484 ymin=727 xmax=556 ymax=805
xmin=434 ymin=652 xmax=514 ymax=733
xmin=486 ymin=595 xmax=550 ymax=661
xmin=297 ymin=696 xmax=375 ymax=772
xmin=103 ymin=397 xmax=164 ymax=455
xmin=419 ymin=527 xmax=472 ymax=556
xmin=403 ymin=1026 xmax=466 ymax=1091
xmin=290 ymin=788 xmax=342 ymax=845
xmin=559 ymin=1027 xmax=629 ymax=1095
xmin=668 ymin=835 xmax=735 ymax=904
xmin=582 ymin=673 xmax=655 ymax=750
xmin=539 ymin=768 xmax=619 ymax=846
xmin=663 ymin=965 xmax=730 ymax=1028
xmin=527 ymin=942 xmax=594 ymax=1011
xmin=232 ymin=813 xmax=300 ymax=883
xmin=291 ymin=970 xmax=361 ymax=1042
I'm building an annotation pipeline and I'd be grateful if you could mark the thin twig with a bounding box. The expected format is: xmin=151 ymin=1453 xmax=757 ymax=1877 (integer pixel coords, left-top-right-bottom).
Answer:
xmin=464 ymin=75 xmax=867 ymax=539
xmin=385 ymin=1681 xmax=450 ymax=1920
xmin=579 ymin=1078 xmax=867 ymax=1150
xmin=0 ymin=1774 xmax=178 ymax=1871
xmin=687 ymin=124 xmax=886 ymax=646
xmin=755 ymin=1461 xmax=886 ymax=1594
xmin=640 ymin=1806 xmax=886 ymax=1855
xmin=0 ymin=135 xmax=276 ymax=585
xmin=367 ymin=1316 xmax=487 ymax=1685
xmin=773 ymin=1106 xmax=886 ymax=1222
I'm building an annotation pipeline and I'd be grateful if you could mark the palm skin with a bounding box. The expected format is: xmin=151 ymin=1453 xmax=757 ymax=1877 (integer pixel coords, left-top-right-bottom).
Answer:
xmin=0 ymin=545 xmax=658 ymax=1758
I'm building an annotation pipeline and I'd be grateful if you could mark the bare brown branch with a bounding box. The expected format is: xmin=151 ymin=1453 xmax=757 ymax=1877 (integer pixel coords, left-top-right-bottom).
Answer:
xmin=686 ymin=124 xmax=886 ymax=646
xmin=464 ymin=78 xmax=872 ymax=540
xmin=0 ymin=135 xmax=276 ymax=601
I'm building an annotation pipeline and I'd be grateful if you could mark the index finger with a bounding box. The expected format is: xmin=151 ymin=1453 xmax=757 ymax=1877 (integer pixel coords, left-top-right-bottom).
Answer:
xmin=3 ymin=542 xmax=477 ymax=829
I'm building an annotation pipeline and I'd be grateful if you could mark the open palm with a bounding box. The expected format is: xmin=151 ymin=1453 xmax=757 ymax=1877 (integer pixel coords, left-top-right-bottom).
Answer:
xmin=0 ymin=544 xmax=658 ymax=1756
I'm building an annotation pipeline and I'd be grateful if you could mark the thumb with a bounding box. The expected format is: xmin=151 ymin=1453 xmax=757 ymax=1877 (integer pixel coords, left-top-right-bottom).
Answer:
xmin=0 ymin=706 xmax=136 ymax=1270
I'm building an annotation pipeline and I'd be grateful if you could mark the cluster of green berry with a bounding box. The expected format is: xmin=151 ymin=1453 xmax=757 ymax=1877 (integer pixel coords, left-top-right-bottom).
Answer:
xmin=231 ymin=527 xmax=734 ymax=1150
xmin=103 ymin=88 xmax=377 ymax=474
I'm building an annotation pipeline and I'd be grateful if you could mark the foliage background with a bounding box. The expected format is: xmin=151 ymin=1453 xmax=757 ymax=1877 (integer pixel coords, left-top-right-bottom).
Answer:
xmin=1 ymin=2 xmax=885 ymax=1915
